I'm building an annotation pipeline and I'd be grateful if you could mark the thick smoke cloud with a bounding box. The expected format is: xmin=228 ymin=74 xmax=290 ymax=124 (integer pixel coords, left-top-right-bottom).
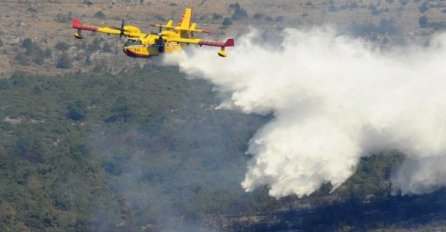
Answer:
xmin=164 ymin=28 xmax=446 ymax=198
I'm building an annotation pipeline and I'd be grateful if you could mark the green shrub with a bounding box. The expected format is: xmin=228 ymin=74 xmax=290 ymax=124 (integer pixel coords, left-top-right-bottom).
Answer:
xmin=105 ymin=96 xmax=134 ymax=123
xmin=83 ymin=0 xmax=93 ymax=6
xmin=229 ymin=3 xmax=248 ymax=20
xmin=253 ymin=12 xmax=264 ymax=20
xmin=56 ymin=53 xmax=72 ymax=69
xmin=419 ymin=2 xmax=429 ymax=13
xmin=222 ymin=17 xmax=233 ymax=27
xmin=94 ymin=11 xmax=106 ymax=19
xmin=55 ymin=42 xmax=69 ymax=51
xmin=22 ymin=38 xmax=33 ymax=54
xmin=54 ymin=12 xmax=72 ymax=23
xmin=419 ymin=15 xmax=428 ymax=28
xmin=212 ymin=13 xmax=222 ymax=20
xmin=66 ymin=100 xmax=87 ymax=121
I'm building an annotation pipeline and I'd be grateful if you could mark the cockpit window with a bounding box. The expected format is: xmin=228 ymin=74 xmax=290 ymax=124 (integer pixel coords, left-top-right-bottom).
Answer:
xmin=124 ymin=39 xmax=133 ymax=47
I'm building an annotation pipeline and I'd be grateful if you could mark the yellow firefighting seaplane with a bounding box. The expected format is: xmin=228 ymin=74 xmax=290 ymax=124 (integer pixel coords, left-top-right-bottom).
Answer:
xmin=72 ymin=8 xmax=234 ymax=58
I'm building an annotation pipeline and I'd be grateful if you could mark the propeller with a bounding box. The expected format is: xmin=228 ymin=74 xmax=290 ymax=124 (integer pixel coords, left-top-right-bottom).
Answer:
xmin=119 ymin=19 xmax=125 ymax=38
xmin=112 ymin=19 xmax=127 ymax=38
xmin=157 ymin=24 xmax=165 ymax=53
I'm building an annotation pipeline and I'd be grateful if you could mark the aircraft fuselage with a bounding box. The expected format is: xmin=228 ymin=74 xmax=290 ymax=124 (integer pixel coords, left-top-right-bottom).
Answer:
xmin=122 ymin=39 xmax=182 ymax=58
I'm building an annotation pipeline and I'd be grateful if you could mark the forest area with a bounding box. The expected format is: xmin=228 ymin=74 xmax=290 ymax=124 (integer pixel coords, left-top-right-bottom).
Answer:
xmin=0 ymin=66 xmax=445 ymax=231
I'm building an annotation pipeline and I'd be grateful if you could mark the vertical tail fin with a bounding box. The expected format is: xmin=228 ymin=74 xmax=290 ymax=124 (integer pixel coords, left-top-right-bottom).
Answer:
xmin=178 ymin=8 xmax=192 ymax=29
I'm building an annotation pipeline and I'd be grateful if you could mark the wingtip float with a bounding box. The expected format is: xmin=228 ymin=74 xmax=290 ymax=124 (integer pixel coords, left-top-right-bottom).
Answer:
xmin=71 ymin=8 xmax=235 ymax=58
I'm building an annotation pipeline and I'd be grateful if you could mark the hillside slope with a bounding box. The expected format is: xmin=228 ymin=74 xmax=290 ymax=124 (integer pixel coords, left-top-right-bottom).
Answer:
xmin=1 ymin=0 xmax=445 ymax=77
xmin=1 ymin=66 xmax=446 ymax=231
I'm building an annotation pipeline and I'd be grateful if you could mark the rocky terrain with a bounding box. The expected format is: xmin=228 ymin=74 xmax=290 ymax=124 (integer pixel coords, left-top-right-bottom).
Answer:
xmin=1 ymin=0 xmax=445 ymax=77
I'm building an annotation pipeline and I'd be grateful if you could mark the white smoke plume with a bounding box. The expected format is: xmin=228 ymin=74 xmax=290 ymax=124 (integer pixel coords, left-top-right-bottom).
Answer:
xmin=164 ymin=28 xmax=446 ymax=198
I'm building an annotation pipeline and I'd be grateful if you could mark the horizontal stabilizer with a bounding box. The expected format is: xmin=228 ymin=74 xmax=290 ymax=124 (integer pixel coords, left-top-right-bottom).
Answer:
xmin=190 ymin=23 xmax=196 ymax=30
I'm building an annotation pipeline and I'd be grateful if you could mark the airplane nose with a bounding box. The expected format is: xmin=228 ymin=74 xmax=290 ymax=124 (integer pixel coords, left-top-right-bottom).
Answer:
xmin=122 ymin=46 xmax=134 ymax=57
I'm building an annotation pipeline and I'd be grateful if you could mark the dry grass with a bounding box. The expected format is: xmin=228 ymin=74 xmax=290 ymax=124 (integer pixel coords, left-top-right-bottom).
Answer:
xmin=0 ymin=0 xmax=443 ymax=76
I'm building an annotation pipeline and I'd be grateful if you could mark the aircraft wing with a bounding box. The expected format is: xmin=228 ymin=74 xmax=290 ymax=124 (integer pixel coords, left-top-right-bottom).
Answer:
xmin=198 ymin=38 xmax=235 ymax=48
xmin=72 ymin=18 xmax=143 ymax=39
xmin=169 ymin=37 xmax=235 ymax=48
xmin=169 ymin=37 xmax=235 ymax=57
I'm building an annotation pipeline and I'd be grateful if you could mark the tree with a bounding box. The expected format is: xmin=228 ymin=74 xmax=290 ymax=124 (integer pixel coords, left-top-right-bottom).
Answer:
xmin=229 ymin=3 xmax=248 ymax=20
xmin=328 ymin=3 xmax=338 ymax=12
xmin=83 ymin=0 xmax=93 ymax=6
xmin=369 ymin=4 xmax=381 ymax=16
xmin=399 ymin=0 xmax=408 ymax=6
xmin=22 ymin=38 xmax=33 ymax=49
xmin=212 ymin=13 xmax=222 ymax=20
xmin=101 ymin=43 xmax=112 ymax=53
xmin=12 ymin=134 xmax=45 ymax=163
xmin=33 ymin=54 xmax=44 ymax=65
xmin=56 ymin=53 xmax=72 ymax=69
xmin=94 ymin=11 xmax=106 ymax=19
xmin=55 ymin=42 xmax=69 ymax=51
xmin=253 ymin=12 xmax=264 ymax=20
xmin=105 ymin=96 xmax=134 ymax=123
xmin=419 ymin=2 xmax=429 ymax=13
xmin=87 ymin=37 xmax=103 ymax=53
xmin=275 ymin=16 xmax=284 ymax=23
xmin=66 ymin=100 xmax=87 ymax=121
xmin=27 ymin=7 xmax=37 ymax=13
xmin=22 ymin=38 xmax=33 ymax=55
xmin=54 ymin=12 xmax=71 ymax=23
xmin=419 ymin=16 xmax=428 ymax=28
xmin=222 ymin=17 xmax=233 ymax=27
xmin=44 ymin=48 xmax=52 ymax=58
xmin=85 ymin=55 xmax=92 ymax=65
